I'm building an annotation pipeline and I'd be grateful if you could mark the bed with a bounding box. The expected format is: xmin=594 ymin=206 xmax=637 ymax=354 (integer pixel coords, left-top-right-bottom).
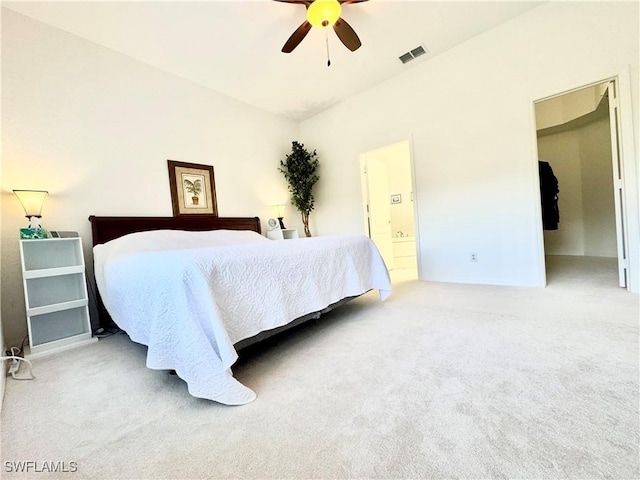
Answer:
xmin=88 ymin=215 xmax=392 ymax=405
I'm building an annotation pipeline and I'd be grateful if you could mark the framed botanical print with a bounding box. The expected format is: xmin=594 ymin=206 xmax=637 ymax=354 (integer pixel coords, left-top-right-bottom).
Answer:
xmin=167 ymin=160 xmax=218 ymax=216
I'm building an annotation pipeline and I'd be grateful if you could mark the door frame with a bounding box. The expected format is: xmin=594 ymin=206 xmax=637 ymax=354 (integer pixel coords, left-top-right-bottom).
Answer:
xmin=359 ymin=137 xmax=422 ymax=279
xmin=530 ymin=67 xmax=638 ymax=292
xmin=605 ymin=80 xmax=627 ymax=287
xmin=361 ymin=154 xmax=395 ymax=269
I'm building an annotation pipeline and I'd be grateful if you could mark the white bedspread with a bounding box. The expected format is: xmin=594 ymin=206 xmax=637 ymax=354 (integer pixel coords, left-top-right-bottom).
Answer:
xmin=93 ymin=229 xmax=391 ymax=405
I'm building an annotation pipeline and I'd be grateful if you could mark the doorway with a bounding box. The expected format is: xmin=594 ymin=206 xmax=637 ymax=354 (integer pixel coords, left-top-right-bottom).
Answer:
xmin=534 ymin=80 xmax=627 ymax=287
xmin=360 ymin=140 xmax=418 ymax=282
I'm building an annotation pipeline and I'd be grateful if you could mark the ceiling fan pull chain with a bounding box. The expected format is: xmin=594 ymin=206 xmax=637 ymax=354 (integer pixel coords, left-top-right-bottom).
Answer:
xmin=326 ymin=29 xmax=331 ymax=67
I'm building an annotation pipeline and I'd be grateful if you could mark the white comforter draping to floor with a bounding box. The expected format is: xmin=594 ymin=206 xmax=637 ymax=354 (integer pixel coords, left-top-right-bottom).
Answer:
xmin=93 ymin=230 xmax=391 ymax=405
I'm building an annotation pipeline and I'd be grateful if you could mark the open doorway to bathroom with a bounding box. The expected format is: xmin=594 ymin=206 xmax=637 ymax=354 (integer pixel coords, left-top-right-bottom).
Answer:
xmin=534 ymin=80 xmax=627 ymax=288
xmin=360 ymin=140 xmax=418 ymax=283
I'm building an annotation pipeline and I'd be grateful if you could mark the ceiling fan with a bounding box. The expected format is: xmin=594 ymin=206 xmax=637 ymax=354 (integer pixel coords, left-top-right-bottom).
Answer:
xmin=275 ymin=0 xmax=368 ymax=55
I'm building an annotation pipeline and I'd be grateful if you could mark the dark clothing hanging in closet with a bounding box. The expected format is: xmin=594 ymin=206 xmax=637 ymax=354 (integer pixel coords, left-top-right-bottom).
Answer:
xmin=539 ymin=161 xmax=560 ymax=230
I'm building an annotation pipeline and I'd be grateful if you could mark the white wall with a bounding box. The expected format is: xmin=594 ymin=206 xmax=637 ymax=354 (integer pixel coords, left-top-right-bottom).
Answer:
xmin=2 ymin=3 xmax=638 ymax=352
xmin=538 ymin=134 xmax=585 ymax=256
xmin=580 ymin=117 xmax=617 ymax=257
xmin=538 ymin=115 xmax=617 ymax=258
xmin=535 ymin=84 xmax=607 ymax=130
xmin=1 ymin=9 xmax=298 ymax=347
xmin=0 ymin=211 xmax=4 ymax=411
xmin=0 ymin=6 xmax=5 ymax=405
xmin=300 ymin=1 xmax=639 ymax=290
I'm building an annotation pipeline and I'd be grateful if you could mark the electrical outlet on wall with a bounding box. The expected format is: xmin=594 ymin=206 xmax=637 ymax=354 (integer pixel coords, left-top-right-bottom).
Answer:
xmin=470 ymin=252 xmax=478 ymax=262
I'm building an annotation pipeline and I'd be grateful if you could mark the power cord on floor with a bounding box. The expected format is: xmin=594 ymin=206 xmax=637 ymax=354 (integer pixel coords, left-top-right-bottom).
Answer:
xmin=94 ymin=327 xmax=123 ymax=338
xmin=10 ymin=335 xmax=29 ymax=358
xmin=1 ymin=346 xmax=35 ymax=381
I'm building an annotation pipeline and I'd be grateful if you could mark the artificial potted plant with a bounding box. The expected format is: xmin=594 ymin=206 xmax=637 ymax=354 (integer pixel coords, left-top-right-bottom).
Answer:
xmin=279 ymin=141 xmax=320 ymax=237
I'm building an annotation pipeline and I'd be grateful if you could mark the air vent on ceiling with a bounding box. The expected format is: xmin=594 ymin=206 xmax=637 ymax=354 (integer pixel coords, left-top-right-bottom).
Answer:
xmin=399 ymin=45 xmax=428 ymax=64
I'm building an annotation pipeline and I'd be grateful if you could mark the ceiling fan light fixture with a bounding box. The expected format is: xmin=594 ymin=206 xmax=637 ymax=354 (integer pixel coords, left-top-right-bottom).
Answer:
xmin=307 ymin=0 xmax=342 ymax=28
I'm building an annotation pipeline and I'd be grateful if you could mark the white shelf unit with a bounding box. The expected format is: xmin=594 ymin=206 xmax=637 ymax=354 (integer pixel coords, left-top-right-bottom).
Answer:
xmin=19 ymin=238 xmax=97 ymax=359
xmin=266 ymin=229 xmax=299 ymax=240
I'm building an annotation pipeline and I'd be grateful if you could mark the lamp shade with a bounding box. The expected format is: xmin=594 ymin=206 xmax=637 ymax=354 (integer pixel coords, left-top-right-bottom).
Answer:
xmin=13 ymin=190 xmax=48 ymax=217
xmin=275 ymin=204 xmax=286 ymax=218
xmin=307 ymin=0 xmax=341 ymax=28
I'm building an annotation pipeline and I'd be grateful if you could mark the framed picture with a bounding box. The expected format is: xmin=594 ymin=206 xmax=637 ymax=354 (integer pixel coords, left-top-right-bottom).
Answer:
xmin=167 ymin=160 xmax=218 ymax=216
xmin=391 ymin=194 xmax=402 ymax=204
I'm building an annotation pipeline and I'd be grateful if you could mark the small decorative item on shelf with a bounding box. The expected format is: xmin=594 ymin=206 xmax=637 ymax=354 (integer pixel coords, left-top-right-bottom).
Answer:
xmin=267 ymin=217 xmax=281 ymax=232
xmin=19 ymin=227 xmax=47 ymax=239
xmin=13 ymin=189 xmax=49 ymax=239
xmin=266 ymin=215 xmax=298 ymax=240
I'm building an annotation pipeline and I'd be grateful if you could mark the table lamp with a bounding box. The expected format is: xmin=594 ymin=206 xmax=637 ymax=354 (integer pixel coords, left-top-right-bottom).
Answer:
xmin=13 ymin=189 xmax=49 ymax=239
xmin=275 ymin=204 xmax=286 ymax=229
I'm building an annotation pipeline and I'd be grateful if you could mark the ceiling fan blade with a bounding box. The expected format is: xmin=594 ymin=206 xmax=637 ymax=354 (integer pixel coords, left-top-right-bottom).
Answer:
xmin=339 ymin=0 xmax=369 ymax=4
xmin=282 ymin=21 xmax=312 ymax=53
xmin=333 ymin=17 xmax=361 ymax=52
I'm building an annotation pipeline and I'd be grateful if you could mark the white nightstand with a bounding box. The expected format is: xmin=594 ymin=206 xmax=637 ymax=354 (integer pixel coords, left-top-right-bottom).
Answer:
xmin=19 ymin=237 xmax=98 ymax=359
xmin=266 ymin=229 xmax=299 ymax=240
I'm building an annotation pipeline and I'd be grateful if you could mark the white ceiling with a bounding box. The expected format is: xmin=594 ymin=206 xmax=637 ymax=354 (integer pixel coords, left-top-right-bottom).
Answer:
xmin=3 ymin=0 xmax=543 ymax=121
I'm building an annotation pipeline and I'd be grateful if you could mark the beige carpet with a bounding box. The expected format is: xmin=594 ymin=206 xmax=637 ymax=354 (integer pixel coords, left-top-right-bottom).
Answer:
xmin=1 ymin=256 xmax=638 ymax=479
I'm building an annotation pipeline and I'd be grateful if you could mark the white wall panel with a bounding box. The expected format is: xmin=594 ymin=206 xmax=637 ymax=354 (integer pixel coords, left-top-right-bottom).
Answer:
xmin=1 ymin=9 xmax=298 ymax=346
xmin=300 ymin=1 xmax=639 ymax=291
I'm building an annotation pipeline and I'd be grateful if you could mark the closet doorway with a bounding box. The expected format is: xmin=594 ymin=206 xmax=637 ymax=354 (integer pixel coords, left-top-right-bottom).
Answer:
xmin=360 ymin=140 xmax=418 ymax=282
xmin=534 ymin=80 xmax=627 ymax=288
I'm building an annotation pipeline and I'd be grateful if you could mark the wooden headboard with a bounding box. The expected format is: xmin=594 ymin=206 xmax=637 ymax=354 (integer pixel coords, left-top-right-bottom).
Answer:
xmin=88 ymin=215 xmax=261 ymax=246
